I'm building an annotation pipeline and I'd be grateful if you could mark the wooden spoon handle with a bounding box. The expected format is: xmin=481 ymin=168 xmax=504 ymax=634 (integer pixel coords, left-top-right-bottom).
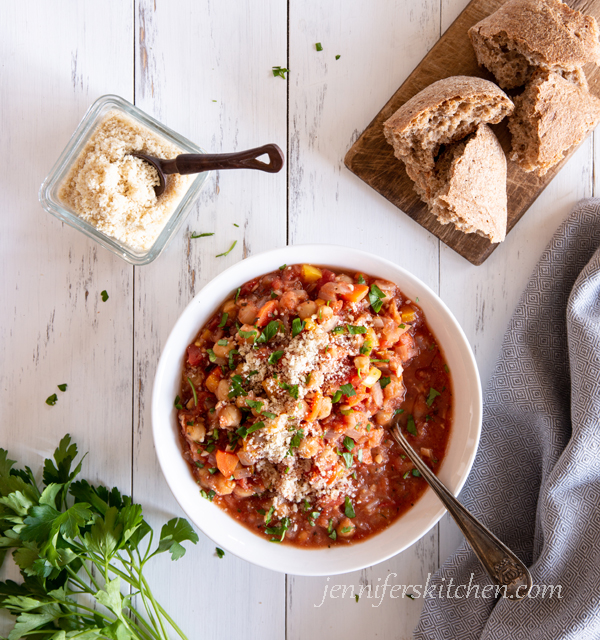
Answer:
xmin=162 ymin=144 xmax=285 ymax=175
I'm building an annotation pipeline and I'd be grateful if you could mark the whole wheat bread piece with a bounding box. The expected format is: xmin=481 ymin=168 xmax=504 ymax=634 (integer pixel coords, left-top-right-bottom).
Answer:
xmin=383 ymin=76 xmax=513 ymax=174
xmin=469 ymin=0 xmax=600 ymax=90
xmin=509 ymin=70 xmax=600 ymax=175
xmin=425 ymin=124 xmax=507 ymax=244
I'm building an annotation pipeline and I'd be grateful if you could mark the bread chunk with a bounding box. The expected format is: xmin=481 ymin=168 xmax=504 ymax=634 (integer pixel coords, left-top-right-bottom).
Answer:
xmin=425 ymin=125 xmax=507 ymax=244
xmin=509 ymin=71 xmax=600 ymax=175
xmin=469 ymin=0 xmax=600 ymax=90
xmin=383 ymin=76 xmax=513 ymax=173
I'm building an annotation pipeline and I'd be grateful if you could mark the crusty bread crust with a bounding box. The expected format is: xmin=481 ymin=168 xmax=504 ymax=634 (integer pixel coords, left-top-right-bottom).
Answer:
xmin=383 ymin=76 xmax=513 ymax=171
xmin=431 ymin=125 xmax=507 ymax=243
xmin=469 ymin=0 xmax=600 ymax=89
xmin=508 ymin=70 xmax=600 ymax=175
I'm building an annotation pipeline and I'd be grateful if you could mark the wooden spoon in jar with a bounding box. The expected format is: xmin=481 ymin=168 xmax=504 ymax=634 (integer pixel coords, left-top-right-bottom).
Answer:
xmin=390 ymin=419 xmax=533 ymax=600
xmin=132 ymin=143 xmax=285 ymax=197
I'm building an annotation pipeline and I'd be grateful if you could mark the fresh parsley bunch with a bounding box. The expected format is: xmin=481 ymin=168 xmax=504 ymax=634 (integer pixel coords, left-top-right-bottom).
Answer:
xmin=0 ymin=435 xmax=198 ymax=640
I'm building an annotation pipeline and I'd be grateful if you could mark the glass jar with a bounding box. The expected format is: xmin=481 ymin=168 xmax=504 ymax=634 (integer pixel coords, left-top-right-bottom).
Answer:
xmin=39 ymin=94 xmax=210 ymax=265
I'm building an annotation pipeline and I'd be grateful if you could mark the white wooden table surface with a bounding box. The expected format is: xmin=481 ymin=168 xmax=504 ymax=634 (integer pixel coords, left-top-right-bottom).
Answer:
xmin=0 ymin=1 xmax=594 ymax=638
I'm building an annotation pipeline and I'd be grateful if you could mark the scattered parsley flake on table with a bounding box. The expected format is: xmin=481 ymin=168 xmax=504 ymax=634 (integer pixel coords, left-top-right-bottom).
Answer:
xmin=272 ymin=65 xmax=289 ymax=79
xmin=100 ymin=290 xmax=109 ymax=302
xmin=315 ymin=42 xmax=323 ymax=51
xmin=45 ymin=393 xmax=58 ymax=406
xmin=57 ymin=383 xmax=67 ymax=392
xmin=336 ymin=54 xmax=341 ymax=60
xmin=216 ymin=547 xmax=225 ymax=558
xmin=216 ymin=240 xmax=237 ymax=257
xmin=191 ymin=231 xmax=214 ymax=239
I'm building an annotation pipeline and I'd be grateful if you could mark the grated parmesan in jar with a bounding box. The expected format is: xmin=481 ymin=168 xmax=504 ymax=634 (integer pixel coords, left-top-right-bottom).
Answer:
xmin=59 ymin=110 xmax=192 ymax=251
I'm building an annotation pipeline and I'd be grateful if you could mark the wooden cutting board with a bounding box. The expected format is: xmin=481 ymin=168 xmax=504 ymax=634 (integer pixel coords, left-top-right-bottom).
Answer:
xmin=344 ymin=0 xmax=600 ymax=265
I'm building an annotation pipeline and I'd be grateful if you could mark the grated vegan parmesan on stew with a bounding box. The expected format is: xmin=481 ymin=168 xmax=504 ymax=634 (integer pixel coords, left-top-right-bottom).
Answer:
xmin=59 ymin=110 xmax=191 ymax=251
xmin=176 ymin=264 xmax=452 ymax=546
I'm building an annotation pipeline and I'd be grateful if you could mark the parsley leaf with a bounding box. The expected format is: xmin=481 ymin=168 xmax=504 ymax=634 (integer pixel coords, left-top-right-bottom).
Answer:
xmin=341 ymin=452 xmax=353 ymax=468
xmin=406 ymin=415 xmax=417 ymax=436
xmin=218 ymin=312 xmax=228 ymax=328
xmin=268 ymin=350 xmax=284 ymax=365
xmin=265 ymin=516 xmax=291 ymax=542
xmin=174 ymin=395 xmax=183 ymax=410
xmin=347 ymin=325 xmax=366 ymax=335
xmin=292 ymin=317 xmax=305 ymax=338
xmin=272 ymin=66 xmax=289 ymax=79
xmin=344 ymin=496 xmax=356 ymax=518
xmin=45 ymin=394 xmax=58 ymax=406
xmin=332 ymin=390 xmax=342 ymax=403
xmin=279 ymin=381 xmax=299 ymax=399
xmin=340 ymin=383 xmax=356 ymax=398
xmin=101 ymin=290 xmax=109 ymax=302
xmin=426 ymin=387 xmax=442 ymax=406
xmin=216 ymin=547 xmax=225 ymax=558
xmin=256 ymin=320 xmax=280 ymax=344
xmin=343 ymin=436 xmax=355 ymax=451
xmin=380 ymin=376 xmax=391 ymax=389
xmin=216 ymin=240 xmax=237 ymax=257
xmin=368 ymin=284 xmax=386 ymax=313
xmin=57 ymin=383 xmax=68 ymax=392
xmin=190 ymin=231 xmax=214 ymax=239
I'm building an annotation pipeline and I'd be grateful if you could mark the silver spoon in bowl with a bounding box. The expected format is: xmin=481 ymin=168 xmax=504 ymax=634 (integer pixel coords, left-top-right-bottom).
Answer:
xmin=132 ymin=143 xmax=285 ymax=197
xmin=390 ymin=418 xmax=532 ymax=600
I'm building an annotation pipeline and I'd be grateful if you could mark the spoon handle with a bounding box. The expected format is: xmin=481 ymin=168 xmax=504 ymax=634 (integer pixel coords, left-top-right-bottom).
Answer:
xmin=391 ymin=424 xmax=532 ymax=600
xmin=162 ymin=143 xmax=284 ymax=175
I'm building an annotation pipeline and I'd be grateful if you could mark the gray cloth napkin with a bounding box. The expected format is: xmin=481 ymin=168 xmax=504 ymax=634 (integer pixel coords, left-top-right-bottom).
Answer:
xmin=414 ymin=199 xmax=600 ymax=640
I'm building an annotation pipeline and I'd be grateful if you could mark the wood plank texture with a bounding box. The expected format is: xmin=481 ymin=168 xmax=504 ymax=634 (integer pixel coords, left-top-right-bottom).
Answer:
xmin=0 ymin=0 xmax=134 ymax=635
xmin=344 ymin=0 xmax=600 ymax=265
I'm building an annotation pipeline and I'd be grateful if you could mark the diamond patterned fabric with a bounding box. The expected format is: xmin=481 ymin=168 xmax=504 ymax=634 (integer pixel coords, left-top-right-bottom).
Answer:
xmin=415 ymin=200 xmax=600 ymax=640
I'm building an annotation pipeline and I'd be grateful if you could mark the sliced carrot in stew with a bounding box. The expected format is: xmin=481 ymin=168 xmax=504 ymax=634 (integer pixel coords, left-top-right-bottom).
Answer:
xmin=255 ymin=300 xmax=278 ymax=327
xmin=215 ymin=450 xmax=239 ymax=478
xmin=305 ymin=390 xmax=323 ymax=422
xmin=339 ymin=284 xmax=369 ymax=302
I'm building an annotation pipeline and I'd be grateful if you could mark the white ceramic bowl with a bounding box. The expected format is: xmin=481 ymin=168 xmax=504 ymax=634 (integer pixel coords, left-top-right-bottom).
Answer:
xmin=152 ymin=245 xmax=482 ymax=575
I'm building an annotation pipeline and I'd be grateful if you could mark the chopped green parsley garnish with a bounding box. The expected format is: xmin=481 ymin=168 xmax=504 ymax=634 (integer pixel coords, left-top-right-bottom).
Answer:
xmin=208 ymin=467 xmax=217 ymax=475
xmin=200 ymin=489 xmax=216 ymax=501
xmin=265 ymin=506 xmax=275 ymax=525
xmin=187 ymin=377 xmax=198 ymax=406
xmin=57 ymin=383 xmax=67 ymax=392
xmin=292 ymin=317 xmax=305 ymax=338
xmin=343 ymin=436 xmax=355 ymax=451
xmin=246 ymin=421 xmax=265 ymax=435
xmin=336 ymin=54 xmax=341 ymax=60
xmin=279 ymin=264 xmax=287 ymax=270
xmin=45 ymin=394 xmax=58 ymax=406
xmin=444 ymin=364 xmax=450 ymax=373
xmin=340 ymin=408 xmax=354 ymax=416
xmin=393 ymin=408 xmax=404 ymax=416
xmin=218 ymin=312 xmax=228 ymax=328
xmin=341 ymin=526 xmax=353 ymax=533
xmin=233 ymin=223 xmax=239 ymax=227
xmin=228 ymin=349 xmax=238 ymax=370
xmin=344 ymin=496 xmax=356 ymax=519
xmin=239 ymin=328 xmax=257 ymax=340
xmin=426 ymin=387 xmax=442 ymax=406
xmin=368 ymin=283 xmax=386 ymax=313
xmin=380 ymin=376 xmax=391 ymax=389
xmin=272 ymin=66 xmax=289 ymax=79
xmin=101 ymin=290 xmax=109 ymax=302
xmin=403 ymin=470 xmax=410 ymax=479
xmin=216 ymin=240 xmax=237 ymax=257
xmin=347 ymin=324 xmax=366 ymax=334
xmin=174 ymin=395 xmax=183 ymax=410
xmin=190 ymin=232 xmax=214 ymax=239
xmin=279 ymin=381 xmax=299 ymax=399
xmin=406 ymin=415 xmax=417 ymax=436
xmin=412 ymin=469 xmax=421 ymax=477
xmin=268 ymin=350 xmax=284 ymax=365
xmin=315 ymin=42 xmax=323 ymax=51
xmin=331 ymin=326 xmax=346 ymax=334
xmin=262 ymin=411 xmax=276 ymax=420
xmin=228 ymin=374 xmax=248 ymax=399
xmin=265 ymin=516 xmax=291 ymax=542
xmin=217 ymin=339 xmax=228 ymax=346
xmin=357 ymin=448 xmax=363 ymax=463
xmin=256 ymin=320 xmax=280 ymax=344
xmin=235 ymin=287 xmax=241 ymax=302
xmin=398 ymin=323 xmax=406 ymax=329
xmin=341 ymin=452 xmax=353 ymax=468
xmin=332 ymin=390 xmax=342 ymax=403
xmin=340 ymin=383 xmax=356 ymax=397
xmin=288 ymin=429 xmax=304 ymax=453
xmin=216 ymin=547 xmax=225 ymax=558
xmin=207 ymin=348 xmax=217 ymax=363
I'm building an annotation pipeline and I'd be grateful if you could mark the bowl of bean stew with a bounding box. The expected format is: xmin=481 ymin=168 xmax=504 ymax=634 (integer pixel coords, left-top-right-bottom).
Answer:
xmin=152 ymin=245 xmax=482 ymax=575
